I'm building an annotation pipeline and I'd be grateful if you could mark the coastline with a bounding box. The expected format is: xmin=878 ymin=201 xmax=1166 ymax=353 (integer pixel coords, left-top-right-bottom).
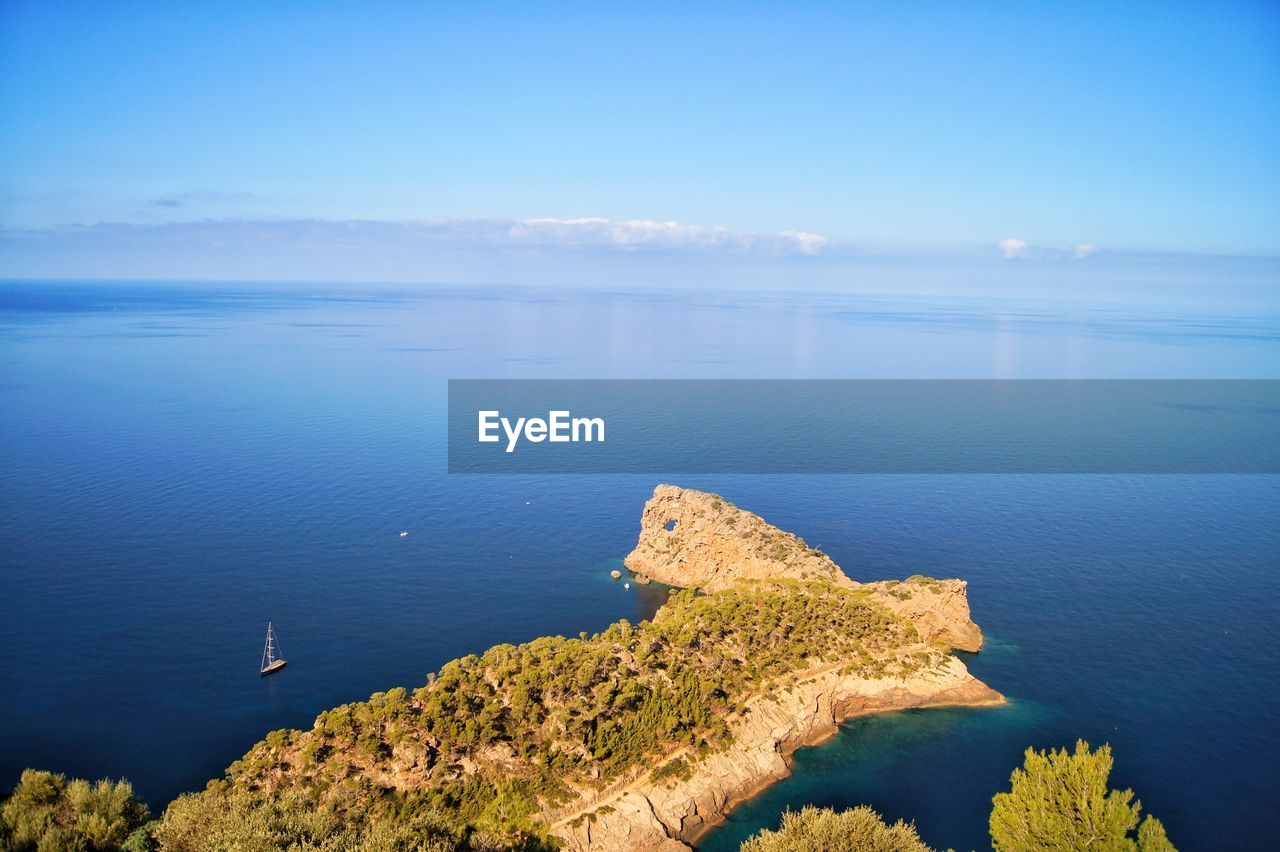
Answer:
xmin=554 ymin=655 xmax=1005 ymax=850
xmin=686 ymin=675 xmax=1006 ymax=848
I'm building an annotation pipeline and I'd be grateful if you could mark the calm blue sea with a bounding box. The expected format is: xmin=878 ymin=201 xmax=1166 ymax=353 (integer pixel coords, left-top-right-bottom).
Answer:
xmin=1 ymin=280 xmax=1278 ymax=850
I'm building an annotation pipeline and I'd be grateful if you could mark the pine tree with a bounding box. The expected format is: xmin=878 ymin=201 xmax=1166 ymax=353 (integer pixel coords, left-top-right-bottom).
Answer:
xmin=990 ymin=740 xmax=1175 ymax=851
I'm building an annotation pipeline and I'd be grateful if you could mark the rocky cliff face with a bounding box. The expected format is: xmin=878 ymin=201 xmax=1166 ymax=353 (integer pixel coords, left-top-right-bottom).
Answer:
xmin=623 ymin=485 xmax=847 ymax=590
xmin=554 ymin=658 xmax=1003 ymax=851
xmin=866 ymin=577 xmax=985 ymax=652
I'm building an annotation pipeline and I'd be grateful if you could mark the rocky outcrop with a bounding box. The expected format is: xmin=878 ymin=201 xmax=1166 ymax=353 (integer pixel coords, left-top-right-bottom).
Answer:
xmin=554 ymin=658 xmax=1003 ymax=851
xmin=625 ymin=485 xmax=986 ymax=653
xmin=624 ymin=485 xmax=846 ymax=590
xmin=866 ymin=577 xmax=985 ymax=652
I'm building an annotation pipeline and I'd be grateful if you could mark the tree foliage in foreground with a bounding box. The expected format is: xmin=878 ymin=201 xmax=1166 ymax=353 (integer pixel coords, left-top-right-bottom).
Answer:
xmin=990 ymin=740 xmax=1175 ymax=852
xmin=153 ymin=783 xmax=463 ymax=852
xmin=3 ymin=740 xmax=1182 ymax=852
xmin=0 ymin=769 xmax=150 ymax=852
xmin=739 ymin=804 xmax=931 ymax=852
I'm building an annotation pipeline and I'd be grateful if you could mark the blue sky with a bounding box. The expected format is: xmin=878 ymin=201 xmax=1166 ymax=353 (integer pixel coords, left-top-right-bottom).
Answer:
xmin=1 ymin=1 xmax=1278 ymax=282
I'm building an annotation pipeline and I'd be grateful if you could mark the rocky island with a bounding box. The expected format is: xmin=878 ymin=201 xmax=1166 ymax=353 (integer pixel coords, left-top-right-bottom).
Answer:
xmin=153 ymin=486 xmax=1003 ymax=851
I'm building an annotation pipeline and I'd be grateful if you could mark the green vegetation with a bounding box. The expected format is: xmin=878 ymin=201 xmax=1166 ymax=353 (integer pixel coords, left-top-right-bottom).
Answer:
xmin=739 ymin=743 xmax=1177 ymax=852
xmin=739 ymin=805 xmax=930 ymax=852
xmin=0 ymin=769 xmax=150 ymax=851
xmin=905 ymin=575 xmax=943 ymax=591
xmin=990 ymin=740 xmax=1175 ymax=852
xmin=649 ymin=756 xmax=693 ymax=785
xmin=147 ymin=581 xmax=925 ymax=849
xmin=153 ymin=784 xmax=467 ymax=851
xmin=4 ymin=734 xmax=1179 ymax=852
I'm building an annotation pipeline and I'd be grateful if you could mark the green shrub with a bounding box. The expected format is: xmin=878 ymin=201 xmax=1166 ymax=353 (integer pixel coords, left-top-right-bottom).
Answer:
xmin=990 ymin=740 xmax=1175 ymax=851
xmin=740 ymin=805 xmax=930 ymax=852
xmin=0 ymin=769 xmax=149 ymax=851
xmin=649 ymin=757 xmax=693 ymax=785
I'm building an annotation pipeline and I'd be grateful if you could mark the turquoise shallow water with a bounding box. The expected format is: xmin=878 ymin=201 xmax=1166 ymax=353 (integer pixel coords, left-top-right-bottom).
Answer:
xmin=1 ymin=280 xmax=1278 ymax=850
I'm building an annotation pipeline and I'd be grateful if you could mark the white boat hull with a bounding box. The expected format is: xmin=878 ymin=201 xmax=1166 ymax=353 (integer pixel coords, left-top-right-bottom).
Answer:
xmin=260 ymin=659 xmax=287 ymax=676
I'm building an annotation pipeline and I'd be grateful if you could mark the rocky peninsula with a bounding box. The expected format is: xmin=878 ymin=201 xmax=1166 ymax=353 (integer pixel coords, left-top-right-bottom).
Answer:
xmin=559 ymin=486 xmax=1002 ymax=849
xmin=152 ymin=485 xmax=1002 ymax=851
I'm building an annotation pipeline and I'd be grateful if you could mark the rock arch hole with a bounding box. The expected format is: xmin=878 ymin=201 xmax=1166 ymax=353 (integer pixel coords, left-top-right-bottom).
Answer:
xmin=663 ymin=519 xmax=678 ymax=532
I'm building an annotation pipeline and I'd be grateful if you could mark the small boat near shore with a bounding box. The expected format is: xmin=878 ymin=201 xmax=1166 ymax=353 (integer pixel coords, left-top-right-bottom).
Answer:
xmin=260 ymin=622 xmax=287 ymax=676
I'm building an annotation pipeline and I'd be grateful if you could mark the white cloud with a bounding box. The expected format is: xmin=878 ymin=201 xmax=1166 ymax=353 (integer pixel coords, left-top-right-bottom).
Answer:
xmin=779 ymin=230 xmax=829 ymax=255
xmin=505 ymin=217 xmax=827 ymax=255
xmin=998 ymin=238 xmax=1029 ymax=259
xmin=998 ymin=238 xmax=1099 ymax=261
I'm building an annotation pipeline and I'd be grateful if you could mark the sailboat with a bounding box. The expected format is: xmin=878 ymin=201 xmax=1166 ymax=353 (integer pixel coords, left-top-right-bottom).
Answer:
xmin=260 ymin=622 xmax=287 ymax=676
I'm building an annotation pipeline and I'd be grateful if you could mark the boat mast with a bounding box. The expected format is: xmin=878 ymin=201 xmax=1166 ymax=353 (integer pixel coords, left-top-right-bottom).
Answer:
xmin=262 ymin=622 xmax=274 ymax=669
